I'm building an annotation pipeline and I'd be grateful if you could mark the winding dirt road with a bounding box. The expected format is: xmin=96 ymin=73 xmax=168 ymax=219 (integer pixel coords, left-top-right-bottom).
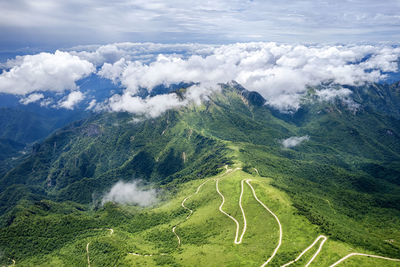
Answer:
xmin=86 ymin=242 xmax=91 ymax=267
xmin=329 ymin=253 xmax=400 ymax=267
xmin=7 ymin=259 xmax=16 ymax=266
xmin=216 ymin=178 xmax=247 ymax=244
xmin=172 ymin=179 xmax=211 ymax=246
xmin=254 ymin=168 xmax=260 ymax=176
xmin=305 ymin=235 xmax=328 ymax=267
xmin=281 ymin=235 xmax=328 ymax=267
xmin=172 ymin=167 xmax=238 ymax=246
xmin=172 ymin=226 xmax=181 ymax=246
xmin=246 ymin=179 xmax=282 ymax=267
xmin=146 ymin=166 xmax=400 ymax=266
xmin=181 ymin=179 xmax=210 ymax=220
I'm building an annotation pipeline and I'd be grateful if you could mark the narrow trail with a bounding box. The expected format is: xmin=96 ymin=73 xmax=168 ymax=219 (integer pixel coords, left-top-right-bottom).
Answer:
xmin=86 ymin=242 xmax=91 ymax=267
xmin=172 ymin=167 xmax=239 ymax=246
xmin=7 ymin=259 xmax=16 ymax=266
xmin=279 ymin=229 xmax=400 ymax=267
xmin=303 ymin=235 xmax=328 ymax=267
xmin=253 ymin=168 xmax=260 ymax=176
xmin=245 ymin=179 xmax=282 ymax=267
xmin=125 ymin=166 xmax=400 ymax=266
xmin=329 ymin=253 xmax=400 ymax=267
xmin=216 ymin=178 xmax=247 ymax=244
xmin=172 ymin=179 xmax=211 ymax=247
xmin=172 ymin=226 xmax=181 ymax=246
xmin=281 ymin=235 xmax=328 ymax=267
xmin=238 ymin=179 xmax=247 ymax=243
xmin=181 ymin=179 xmax=210 ymax=220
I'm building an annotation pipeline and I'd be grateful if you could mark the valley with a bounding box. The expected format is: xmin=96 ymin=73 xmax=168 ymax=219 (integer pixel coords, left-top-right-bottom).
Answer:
xmin=1 ymin=1 xmax=400 ymax=265
xmin=1 ymin=83 xmax=400 ymax=266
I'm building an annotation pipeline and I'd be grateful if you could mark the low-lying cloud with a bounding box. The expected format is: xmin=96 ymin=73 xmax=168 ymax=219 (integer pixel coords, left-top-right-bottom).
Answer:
xmin=1 ymin=42 xmax=399 ymax=114
xmin=97 ymin=42 xmax=400 ymax=112
xmin=106 ymin=83 xmax=218 ymax=117
xmin=316 ymin=87 xmax=360 ymax=111
xmin=281 ymin=135 xmax=310 ymax=148
xmin=102 ymin=180 xmax=157 ymax=206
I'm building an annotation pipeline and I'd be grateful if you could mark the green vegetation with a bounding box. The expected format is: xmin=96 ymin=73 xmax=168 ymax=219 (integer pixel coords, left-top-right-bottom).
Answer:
xmin=1 ymin=82 xmax=400 ymax=265
xmin=1 ymin=170 xmax=398 ymax=266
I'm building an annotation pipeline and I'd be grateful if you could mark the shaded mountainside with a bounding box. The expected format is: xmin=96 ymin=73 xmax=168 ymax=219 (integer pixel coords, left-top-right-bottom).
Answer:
xmin=0 ymin=107 xmax=89 ymax=144
xmin=0 ymin=138 xmax=24 ymax=161
xmin=0 ymin=138 xmax=25 ymax=174
xmin=0 ymin=82 xmax=400 ymax=265
xmin=0 ymin=110 xmax=229 ymax=214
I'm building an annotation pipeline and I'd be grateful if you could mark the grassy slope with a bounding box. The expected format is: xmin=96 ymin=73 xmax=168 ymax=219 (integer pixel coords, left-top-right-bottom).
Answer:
xmin=179 ymin=89 xmax=400 ymax=258
xmin=11 ymin=169 xmax=399 ymax=266
xmin=1 ymin=85 xmax=400 ymax=266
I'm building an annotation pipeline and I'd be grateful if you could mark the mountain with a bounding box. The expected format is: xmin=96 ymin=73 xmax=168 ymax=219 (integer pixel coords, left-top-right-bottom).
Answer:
xmin=0 ymin=82 xmax=399 ymax=266
xmin=0 ymin=138 xmax=25 ymax=174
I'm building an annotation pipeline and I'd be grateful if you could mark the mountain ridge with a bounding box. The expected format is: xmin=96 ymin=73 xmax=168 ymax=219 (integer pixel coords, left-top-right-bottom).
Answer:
xmin=0 ymin=81 xmax=400 ymax=265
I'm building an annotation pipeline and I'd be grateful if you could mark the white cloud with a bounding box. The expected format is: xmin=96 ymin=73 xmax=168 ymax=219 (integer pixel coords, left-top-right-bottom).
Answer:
xmin=102 ymin=180 xmax=157 ymax=206
xmin=58 ymin=91 xmax=85 ymax=109
xmin=106 ymin=83 xmax=219 ymax=117
xmin=86 ymin=99 xmax=97 ymax=110
xmin=108 ymin=92 xmax=185 ymax=118
xmin=316 ymin=87 xmax=360 ymax=111
xmin=316 ymin=87 xmax=353 ymax=102
xmin=40 ymin=98 xmax=53 ymax=107
xmin=1 ymin=42 xmax=399 ymax=114
xmin=281 ymin=136 xmax=309 ymax=148
xmin=0 ymin=51 xmax=94 ymax=95
xmin=97 ymin=42 xmax=400 ymax=113
xmin=19 ymin=93 xmax=44 ymax=105
xmin=70 ymin=43 xmax=214 ymax=66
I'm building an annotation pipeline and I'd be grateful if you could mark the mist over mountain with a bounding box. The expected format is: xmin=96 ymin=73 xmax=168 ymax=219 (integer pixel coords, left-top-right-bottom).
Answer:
xmin=1 ymin=0 xmax=400 ymax=261
xmin=1 ymin=42 xmax=400 ymax=116
xmin=0 ymin=41 xmax=400 ymax=266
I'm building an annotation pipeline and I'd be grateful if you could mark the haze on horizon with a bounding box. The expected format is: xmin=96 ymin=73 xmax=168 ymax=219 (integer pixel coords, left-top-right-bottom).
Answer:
xmin=1 ymin=0 xmax=400 ymax=50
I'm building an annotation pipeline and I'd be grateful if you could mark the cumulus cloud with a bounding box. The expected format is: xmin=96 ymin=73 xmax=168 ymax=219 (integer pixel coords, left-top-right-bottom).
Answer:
xmin=58 ymin=91 xmax=85 ymax=109
xmin=281 ymin=135 xmax=309 ymax=148
xmin=1 ymin=42 xmax=399 ymax=114
xmin=19 ymin=93 xmax=44 ymax=105
xmin=70 ymin=43 xmax=214 ymax=66
xmin=106 ymin=83 xmax=218 ymax=117
xmin=97 ymin=42 xmax=400 ymax=113
xmin=0 ymin=51 xmax=94 ymax=95
xmin=108 ymin=93 xmax=185 ymax=117
xmin=102 ymin=181 xmax=157 ymax=206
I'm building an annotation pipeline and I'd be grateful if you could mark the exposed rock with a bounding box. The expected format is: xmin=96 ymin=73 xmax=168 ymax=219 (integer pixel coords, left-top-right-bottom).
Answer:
xmin=227 ymin=80 xmax=266 ymax=107
xmin=82 ymin=124 xmax=102 ymax=137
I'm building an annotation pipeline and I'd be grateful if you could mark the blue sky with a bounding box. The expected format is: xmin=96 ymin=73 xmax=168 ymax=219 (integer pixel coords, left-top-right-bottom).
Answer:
xmin=1 ymin=0 xmax=400 ymax=49
xmin=1 ymin=1 xmax=400 ymax=116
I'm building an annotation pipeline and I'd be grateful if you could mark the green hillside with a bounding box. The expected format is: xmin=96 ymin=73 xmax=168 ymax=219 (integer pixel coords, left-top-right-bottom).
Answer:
xmin=0 ymin=83 xmax=400 ymax=266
